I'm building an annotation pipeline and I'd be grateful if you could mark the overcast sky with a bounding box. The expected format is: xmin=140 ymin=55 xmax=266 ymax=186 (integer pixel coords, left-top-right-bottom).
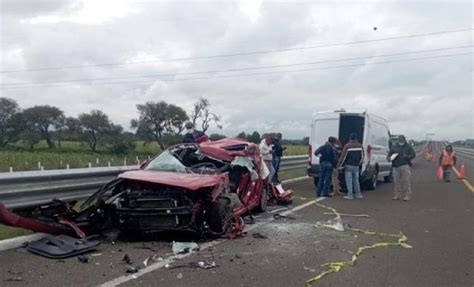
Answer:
xmin=0 ymin=0 xmax=472 ymax=141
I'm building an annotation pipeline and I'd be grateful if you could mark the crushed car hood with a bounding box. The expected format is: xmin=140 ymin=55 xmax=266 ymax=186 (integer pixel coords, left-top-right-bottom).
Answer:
xmin=118 ymin=170 xmax=225 ymax=190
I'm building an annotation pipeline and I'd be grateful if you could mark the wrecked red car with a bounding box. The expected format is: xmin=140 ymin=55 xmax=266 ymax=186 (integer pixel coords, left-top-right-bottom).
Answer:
xmin=0 ymin=138 xmax=293 ymax=239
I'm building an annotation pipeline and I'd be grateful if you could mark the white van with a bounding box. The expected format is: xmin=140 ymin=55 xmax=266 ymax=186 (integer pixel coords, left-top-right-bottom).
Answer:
xmin=307 ymin=109 xmax=392 ymax=190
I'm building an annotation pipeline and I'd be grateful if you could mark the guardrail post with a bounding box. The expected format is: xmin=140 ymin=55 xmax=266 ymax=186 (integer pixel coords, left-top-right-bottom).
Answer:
xmin=9 ymin=167 xmax=13 ymax=173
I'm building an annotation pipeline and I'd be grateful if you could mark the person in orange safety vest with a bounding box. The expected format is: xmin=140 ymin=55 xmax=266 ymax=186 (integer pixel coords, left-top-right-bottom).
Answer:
xmin=438 ymin=145 xmax=457 ymax=182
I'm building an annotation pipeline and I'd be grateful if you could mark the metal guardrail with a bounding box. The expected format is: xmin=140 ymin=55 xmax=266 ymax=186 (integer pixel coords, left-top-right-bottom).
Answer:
xmin=0 ymin=156 xmax=308 ymax=210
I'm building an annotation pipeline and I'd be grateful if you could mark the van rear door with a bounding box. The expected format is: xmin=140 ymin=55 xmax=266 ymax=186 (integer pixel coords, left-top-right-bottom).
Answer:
xmin=339 ymin=113 xmax=365 ymax=146
xmin=310 ymin=114 xmax=339 ymax=164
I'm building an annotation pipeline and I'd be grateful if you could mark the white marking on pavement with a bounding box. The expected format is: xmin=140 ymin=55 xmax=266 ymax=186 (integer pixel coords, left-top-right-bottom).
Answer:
xmin=99 ymin=197 xmax=326 ymax=287
xmin=0 ymin=233 xmax=47 ymax=252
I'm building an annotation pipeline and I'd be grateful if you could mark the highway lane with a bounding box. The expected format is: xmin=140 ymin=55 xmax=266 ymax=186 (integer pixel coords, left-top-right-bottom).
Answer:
xmin=0 ymin=155 xmax=472 ymax=287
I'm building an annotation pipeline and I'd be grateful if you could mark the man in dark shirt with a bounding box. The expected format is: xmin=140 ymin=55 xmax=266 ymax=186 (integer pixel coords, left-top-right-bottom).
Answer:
xmin=271 ymin=133 xmax=286 ymax=183
xmin=387 ymin=135 xmax=416 ymax=201
xmin=182 ymin=122 xmax=209 ymax=144
xmin=338 ymin=133 xmax=364 ymax=199
xmin=314 ymin=137 xmax=337 ymax=197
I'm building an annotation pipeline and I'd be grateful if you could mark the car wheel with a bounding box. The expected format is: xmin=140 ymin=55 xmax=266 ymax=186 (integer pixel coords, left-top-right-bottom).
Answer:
xmin=256 ymin=185 xmax=268 ymax=212
xmin=367 ymin=171 xmax=378 ymax=190
xmin=208 ymin=197 xmax=232 ymax=234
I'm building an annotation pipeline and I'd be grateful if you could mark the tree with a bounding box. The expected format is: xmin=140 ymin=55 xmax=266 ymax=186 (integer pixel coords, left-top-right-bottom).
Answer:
xmin=54 ymin=114 xmax=66 ymax=148
xmin=190 ymin=98 xmax=222 ymax=133
xmin=78 ymin=110 xmax=113 ymax=152
xmin=23 ymin=105 xmax=65 ymax=148
xmin=63 ymin=117 xmax=82 ymax=141
xmin=131 ymin=101 xmax=189 ymax=149
xmin=247 ymin=131 xmax=261 ymax=144
xmin=0 ymin=97 xmax=22 ymax=146
xmin=209 ymin=133 xmax=226 ymax=141
xmin=302 ymin=137 xmax=310 ymax=145
xmin=237 ymin=131 xmax=247 ymax=139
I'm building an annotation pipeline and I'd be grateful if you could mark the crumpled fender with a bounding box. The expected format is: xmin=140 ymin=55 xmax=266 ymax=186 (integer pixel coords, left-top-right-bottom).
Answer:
xmin=0 ymin=202 xmax=76 ymax=236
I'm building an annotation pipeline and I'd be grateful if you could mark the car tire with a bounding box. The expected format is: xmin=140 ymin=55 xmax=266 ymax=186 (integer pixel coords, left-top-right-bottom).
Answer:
xmin=256 ymin=184 xmax=268 ymax=212
xmin=208 ymin=197 xmax=232 ymax=234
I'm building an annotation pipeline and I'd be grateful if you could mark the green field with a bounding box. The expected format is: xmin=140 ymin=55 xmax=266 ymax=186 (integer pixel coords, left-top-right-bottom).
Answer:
xmin=0 ymin=141 xmax=307 ymax=172
xmin=0 ymin=141 xmax=161 ymax=172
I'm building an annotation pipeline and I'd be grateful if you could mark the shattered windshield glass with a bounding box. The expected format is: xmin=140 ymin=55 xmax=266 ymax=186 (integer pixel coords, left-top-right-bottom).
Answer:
xmin=144 ymin=150 xmax=187 ymax=172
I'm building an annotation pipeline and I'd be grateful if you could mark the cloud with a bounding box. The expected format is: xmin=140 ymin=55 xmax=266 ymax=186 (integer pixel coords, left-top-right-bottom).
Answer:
xmin=1 ymin=0 xmax=472 ymax=141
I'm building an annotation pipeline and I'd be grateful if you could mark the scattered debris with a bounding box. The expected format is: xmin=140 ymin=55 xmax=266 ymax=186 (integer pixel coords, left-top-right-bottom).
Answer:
xmin=152 ymin=255 xmax=163 ymax=262
xmin=4 ymin=277 xmax=23 ymax=282
xmin=78 ymin=255 xmax=90 ymax=263
xmin=91 ymin=253 xmax=103 ymax=257
xmin=125 ymin=264 xmax=139 ymax=274
xmin=304 ymin=266 xmax=316 ymax=273
xmin=330 ymin=243 xmax=339 ymax=250
xmin=323 ymin=212 xmax=369 ymax=218
xmin=172 ymin=242 xmax=199 ymax=255
xmin=143 ymin=257 xmax=151 ymax=267
xmin=25 ymin=235 xmax=100 ymax=259
xmin=177 ymin=273 xmax=183 ymax=279
xmin=252 ymin=233 xmax=268 ymax=239
xmin=316 ymin=218 xmax=344 ymax=232
xmin=122 ymin=254 xmax=132 ymax=264
xmin=7 ymin=271 xmax=23 ymax=275
xmin=273 ymin=213 xmax=296 ymax=220
xmin=194 ymin=261 xmax=218 ymax=270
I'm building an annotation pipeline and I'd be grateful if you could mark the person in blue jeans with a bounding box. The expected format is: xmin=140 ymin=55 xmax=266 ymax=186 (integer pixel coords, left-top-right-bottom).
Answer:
xmin=338 ymin=133 xmax=364 ymax=199
xmin=272 ymin=133 xmax=286 ymax=183
xmin=314 ymin=137 xmax=337 ymax=197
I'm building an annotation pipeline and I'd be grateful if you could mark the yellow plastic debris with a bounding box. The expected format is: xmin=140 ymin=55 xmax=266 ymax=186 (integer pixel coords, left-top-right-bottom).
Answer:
xmin=306 ymin=202 xmax=413 ymax=287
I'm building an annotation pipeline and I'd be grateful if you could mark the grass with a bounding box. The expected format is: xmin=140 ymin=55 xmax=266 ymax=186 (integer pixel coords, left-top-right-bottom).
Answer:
xmin=0 ymin=224 xmax=32 ymax=241
xmin=0 ymin=140 xmax=162 ymax=172
xmin=283 ymin=145 xmax=308 ymax=156
xmin=0 ymin=141 xmax=307 ymax=172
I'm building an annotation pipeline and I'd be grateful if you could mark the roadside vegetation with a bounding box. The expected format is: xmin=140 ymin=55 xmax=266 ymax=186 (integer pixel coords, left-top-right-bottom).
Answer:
xmin=0 ymin=97 xmax=308 ymax=172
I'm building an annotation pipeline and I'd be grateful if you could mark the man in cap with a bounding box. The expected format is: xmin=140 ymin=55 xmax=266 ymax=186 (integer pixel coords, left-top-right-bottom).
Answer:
xmin=387 ymin=135 xmax=416 ymax=201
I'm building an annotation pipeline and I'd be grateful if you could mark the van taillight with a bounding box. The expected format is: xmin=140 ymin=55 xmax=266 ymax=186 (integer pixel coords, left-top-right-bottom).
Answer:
xmin=308 ymin=145 xmax=312 ymax=164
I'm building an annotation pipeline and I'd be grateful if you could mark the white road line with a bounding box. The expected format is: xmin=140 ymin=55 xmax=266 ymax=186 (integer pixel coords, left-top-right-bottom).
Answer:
xmin=99 ymin=197 xmax=326 ymax=287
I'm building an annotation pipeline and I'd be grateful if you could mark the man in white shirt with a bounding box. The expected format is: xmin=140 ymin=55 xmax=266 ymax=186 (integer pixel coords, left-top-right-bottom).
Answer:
xmin=260 ymin=134 xmax=275 ymax=183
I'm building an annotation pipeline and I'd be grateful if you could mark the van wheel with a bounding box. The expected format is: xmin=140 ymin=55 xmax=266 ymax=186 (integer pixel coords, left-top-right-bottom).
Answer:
xmin=384 ymin=172 xmax=393 ymax=183
xmin=367 ymin=171 xmax=378 ymax=190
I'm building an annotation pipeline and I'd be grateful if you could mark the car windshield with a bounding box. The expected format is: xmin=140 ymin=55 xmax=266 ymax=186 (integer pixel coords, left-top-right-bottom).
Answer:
xmin=144 ymin=150 xmax=187 ymax=172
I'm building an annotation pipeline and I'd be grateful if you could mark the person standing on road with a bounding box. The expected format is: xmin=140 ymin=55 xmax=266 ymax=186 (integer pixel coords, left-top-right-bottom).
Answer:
xmin=314 ymin=137 xmax=337 ymax=198
xmin=271 ymin=133 xmax=286 ymax=183
xmin=338 ymin=133 xmax=364 ymax=200
xmin=438 ymin=145 xmax=457 ymax=182
xmin=330 ymin=138 xmax=344 ymax=196
xmin=260 ymin=134 xmax=275 ymax=183
xmin=388 ymin=135 xmax=416 ymax=201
